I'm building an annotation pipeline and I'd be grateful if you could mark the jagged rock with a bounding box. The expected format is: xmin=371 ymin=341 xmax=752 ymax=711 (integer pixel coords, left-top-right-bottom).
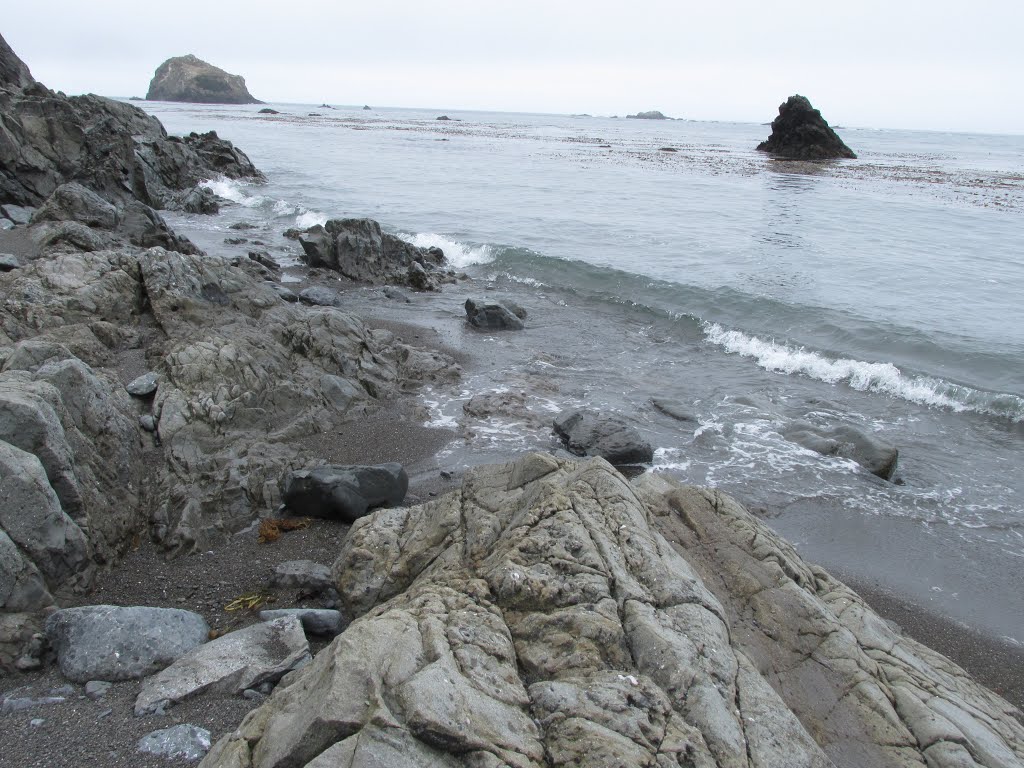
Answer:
xmin=135 ymin=616 xmax=310 ymax=715
xmin=784 ymin=421 xmax=899 ymax=479
xmin=125 ymin=371 xmax=159 ymax=397
xmin=0 ymin=35 xmax=263 ymax=210
xmin=0 ymin=32 xmax=34 ymax=90
xmin=259 ymin=608 xmax=346 ymax=636
xmin=281 ymin=463 xmax=409 ymax=523
xmin=627 ymin=110 xmax=668 ymax=119
xmin=138 ymin=724 xmax=212 ymax=761
xmin=45 ymin=605 xmax=209 ymax=682
xmin=464 ymin=299 xmax=524 ymax=331
xmin=248 ymin=250 xmax=278 ymax=271
xmin=200 ymin=455 xmax=1024 ymax=768
xmin=181 ymin=186 xmax=219 ymax=214
xmin=298 ymin=218 xmax=447 ymax=290
xmin=757 ymin=95 xmax=857 ymax=160
xmin=146 ymin=54 xmax=261 ymax=105
xmin=269 ymin=560 xmax=333 ymax=593
xmin=30 ymin=182 xmax=118 ymax=230
xmin=553 ymin=408 xmax=654 ymax=465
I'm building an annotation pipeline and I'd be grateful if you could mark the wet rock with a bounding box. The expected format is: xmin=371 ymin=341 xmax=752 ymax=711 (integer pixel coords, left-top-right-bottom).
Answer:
xmin=757 ymin=94 xmax=856 ymax=160
xmin=138 ymin=724 xmax=212 ymax=761
xmin=146 ymin=54 xmax=261 ymax=104
xmin=651 ymin=397 xmax=698 ymax=423
xmin=281 ymin=463 xmax=409 ymax=523
xmin=270 ymin=560 xmax=334 ymax=593
xmin=382 ymin=286 xmax=411 ymax=303
xmin=464 ymin=298 xmax=524 ymax=331
xmin=247 ymin=250 xmax=278 ymax=270
xmin=784 ymin=422 xmax=899 ymax=479
xmin=258 ymin=108 xmax=280 ymax=114
xmin=45 ymin=605 xmax=210 ymax=682
xmin=126 ymin=371 xmax=159 ymax=397
xmin=134 ymin=616 xmax=310 ymax=715
xmin=259 ymin=608 xmax=346 ymax=636
xmin=553 ymin=408 xmax=654 ymax=465
xmin=200 ymin=455 xmax=1024 ymax=768
xmin=181 ymin=186 xmax=219 ymax=215
xmin=298 ymin=218 xmax=447 ymax=290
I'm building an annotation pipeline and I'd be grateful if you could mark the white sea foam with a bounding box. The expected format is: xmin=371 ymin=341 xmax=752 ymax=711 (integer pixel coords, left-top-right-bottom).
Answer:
xmin=398 ymin=232 xmax=494 ymax=268
xmin=200 ymin=178 xmax=266 ymax=208
xmin=295 ymin=210 xmax=328 ymax=229
xmin=703 ymin=323 xmax=1023 ymax=420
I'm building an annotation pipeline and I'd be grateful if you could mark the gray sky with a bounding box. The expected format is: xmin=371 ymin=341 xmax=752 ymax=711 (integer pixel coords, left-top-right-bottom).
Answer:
xmin=6 ymin=0 xmax=1023 ymax=133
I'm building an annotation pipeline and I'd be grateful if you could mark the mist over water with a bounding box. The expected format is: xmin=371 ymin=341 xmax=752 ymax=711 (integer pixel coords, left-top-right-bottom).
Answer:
xmin=148 ymin=101 xmax=1024 ymax=642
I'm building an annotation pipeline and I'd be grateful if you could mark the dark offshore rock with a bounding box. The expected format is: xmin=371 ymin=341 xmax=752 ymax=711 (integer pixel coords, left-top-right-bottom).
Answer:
xmin=45 ymin=605 xmax=209 ymax=682
xmin=146 ymin=54 xmax=262 ymax=105
xmin=298 ymin=218 xmax=447 ymax=290
xmin=258 ymin=108 xmax=279 ymax=115
xmin=553 ymin=408 xmax=654 ymax=465
xmin=627 ymin=110 xmax=668 ymax=119
xmin=0 ymin=36 xmax=264 ymax=211
xmin=201 ymin=455 xmax=1024 ymax=768
xmin=281 ymin=463 xmax=409 ymax=523
xmin=757 ymin=94 xmax=857 ymax=160
xmin=784 ymin=422 xmax=899 ymax=480
xmin=464 ymin=298 xmax=524 ymax=330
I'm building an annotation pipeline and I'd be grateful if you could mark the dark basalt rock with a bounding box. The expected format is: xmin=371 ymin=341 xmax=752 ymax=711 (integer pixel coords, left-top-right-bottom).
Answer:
xmin=146 ymin=54 xmax=262 ymax=105
xmin=464 ymin=299 xmax=524 ymax=331
xmin=298 ymin=218 xmax=448 ymax=290
xmin=258 ymin=108 xmax=280 ymax=114
xmin=281 ymin=464 xmax=409 ymax=523
xmin=757 ymin=95 xmax=856 ymax=160
xmin=553 ymin=409 xmax=654 ymax=465
xmin=0 ymin=32 xmax=34 ymax=90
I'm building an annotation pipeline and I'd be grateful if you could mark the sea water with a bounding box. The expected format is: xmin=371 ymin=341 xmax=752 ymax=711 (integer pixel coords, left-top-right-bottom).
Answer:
xmin=142 ymin=101 xmax=1024 ymax=643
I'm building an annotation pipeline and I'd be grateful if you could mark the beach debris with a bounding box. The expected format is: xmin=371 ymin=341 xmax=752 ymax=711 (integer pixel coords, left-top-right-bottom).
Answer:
xmin=257 ymin=517 xmax=310 ymax=544
xmin=224 ymin=593 xmax=273 ymax=612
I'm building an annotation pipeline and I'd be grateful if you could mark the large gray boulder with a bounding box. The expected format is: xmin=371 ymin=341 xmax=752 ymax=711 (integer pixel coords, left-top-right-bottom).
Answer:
xmin=464 ymin=298 xmax=524 ymax=331
xmin=553 ymin=408 xmax=654 ymax=465
xmin=146 ymin=54 xmax=262 ymax=105
xmin=200 ymin=455 xmax=1024 ymax=768
xmin=298 ymin=218 xmax=447 ymax=290
xmin=281 ymin=463 xmax=409 ymax=523
xmin=135 ymin=615 xmax=310 ymax=715
xmin=757 ymin=95 xmax=857 ymax=160
xmin=45 ymin=605 xmax=210 ymax=682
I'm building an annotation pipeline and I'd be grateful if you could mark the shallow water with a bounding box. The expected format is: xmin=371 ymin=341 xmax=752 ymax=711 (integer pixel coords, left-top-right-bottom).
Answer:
xmin=145 ymin=101 xmax=1024 ymax=644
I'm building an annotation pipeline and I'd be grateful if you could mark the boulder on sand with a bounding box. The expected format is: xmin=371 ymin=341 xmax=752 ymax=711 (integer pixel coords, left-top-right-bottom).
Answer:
xmin=146 ymin=54 xmax=262 ymax=105
xmin=281 ymin=464 xmax=409 ymax=523
xmin=757 ymin=94 xmax=856 ymax=160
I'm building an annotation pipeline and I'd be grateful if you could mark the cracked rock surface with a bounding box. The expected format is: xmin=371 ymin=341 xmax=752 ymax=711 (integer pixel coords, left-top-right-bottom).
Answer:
xmin=200 ymin=454 xmax=1024 ymax=767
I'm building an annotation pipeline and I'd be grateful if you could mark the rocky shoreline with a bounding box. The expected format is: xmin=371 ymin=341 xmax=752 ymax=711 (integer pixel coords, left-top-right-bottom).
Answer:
xmin=1 ymin=35 xmax=1022 ymax=768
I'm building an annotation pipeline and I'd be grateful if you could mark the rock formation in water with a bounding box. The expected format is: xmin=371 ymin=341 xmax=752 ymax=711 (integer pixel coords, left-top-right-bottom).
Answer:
xmin=146 ymin=54 xmax=262 ymax=105
xmin=201 ymin=454 xmax=1024 ymax=768
xmin=627 ymin=110 xmax=669 ymax=119
xmin=757 ymin=94 xmax=857 ymax=160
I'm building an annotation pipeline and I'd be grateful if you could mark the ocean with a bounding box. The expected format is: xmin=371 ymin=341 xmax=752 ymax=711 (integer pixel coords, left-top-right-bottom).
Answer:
xmin=140 ymin=101 xmax=1024 ymax=645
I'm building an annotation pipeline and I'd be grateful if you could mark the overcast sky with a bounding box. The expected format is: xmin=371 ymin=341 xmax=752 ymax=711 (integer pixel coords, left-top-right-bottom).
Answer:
xmin=5 ymin=0 xmax=1023 ymax=134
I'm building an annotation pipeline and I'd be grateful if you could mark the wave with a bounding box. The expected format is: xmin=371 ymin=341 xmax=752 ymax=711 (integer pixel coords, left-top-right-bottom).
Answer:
xmin=397 ymin=232 xmax=495 ymax=268
xmin=704 ymin=323 xmax=1024 ymax=421
xmin=200 ymin=177 xmax=327 ymax=229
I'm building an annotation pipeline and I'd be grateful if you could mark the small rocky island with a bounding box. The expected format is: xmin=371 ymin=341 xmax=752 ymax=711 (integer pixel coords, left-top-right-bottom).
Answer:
xmin=146 ymin=54 xmax=261 ymax=104
xmin=627 ymin=109 xmax=669 ymax=119
xmin=757 ymin=94 xmax=857 ymax=160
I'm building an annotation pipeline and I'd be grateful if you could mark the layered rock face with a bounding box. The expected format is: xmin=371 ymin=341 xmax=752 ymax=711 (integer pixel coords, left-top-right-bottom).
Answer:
xmin=202 ymin=454 xmax=1024 ymax=768
xmin=757 ymin=95 xmax=857 ymax=160
xmin=0 ymin=34 xmax=263 ymax=211
xmin=146 ymin=55 xmax=262 ymax=105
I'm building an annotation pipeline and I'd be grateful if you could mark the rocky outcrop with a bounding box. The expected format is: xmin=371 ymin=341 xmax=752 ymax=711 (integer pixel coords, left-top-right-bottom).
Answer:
xmin=146 ymin=55 xmax=262 ymax=105
xmin=757 ymin=95 xmax=857 ymax=160
xmin=627 ymin=110 xmax=669 ymax=119
xmin=0 ymin=35 xmax=263 ymax=211
xmin=298 ymin=218 xmax=451 ymax=290
xmin=0 ymin=32 xmax=33 ymax=90
xmin=201 ymin=454 xmax=1024 ymax=768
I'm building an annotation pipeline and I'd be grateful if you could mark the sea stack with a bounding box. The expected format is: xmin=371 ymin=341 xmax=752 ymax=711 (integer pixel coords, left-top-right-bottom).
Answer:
xmin=146 ymin=54 xmax=261 ymax=104
xmin=757 ymin=94 xmax=856 ymax=160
